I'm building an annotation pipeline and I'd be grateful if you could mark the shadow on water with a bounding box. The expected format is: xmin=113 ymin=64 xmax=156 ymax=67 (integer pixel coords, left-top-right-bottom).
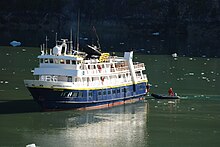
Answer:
xmin=0 ymin=99 xmax=41 ymax=114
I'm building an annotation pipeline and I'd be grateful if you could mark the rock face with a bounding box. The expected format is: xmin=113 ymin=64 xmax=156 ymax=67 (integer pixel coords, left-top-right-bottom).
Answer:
xmin=0 ymin=0 xmax=219 ymax=56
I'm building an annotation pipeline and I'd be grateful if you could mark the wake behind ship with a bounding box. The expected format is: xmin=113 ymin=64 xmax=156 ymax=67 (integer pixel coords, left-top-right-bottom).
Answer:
xmin=24 ymin=36 xmax=148 ymax=110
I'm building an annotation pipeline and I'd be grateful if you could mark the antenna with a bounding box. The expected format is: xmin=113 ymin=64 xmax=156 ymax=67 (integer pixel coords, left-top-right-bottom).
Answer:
xmin=92 ymin=26 xmax=101 ymax=50
xmin=45 ymin=36 xmax=49 ymax=53
xmin=55 ymin=32 xmax=58 ymax=45
xmin=70 ymin=29 xmax=73 ymax=54
xmin=76 ymin=9 xmax=80 ymax=52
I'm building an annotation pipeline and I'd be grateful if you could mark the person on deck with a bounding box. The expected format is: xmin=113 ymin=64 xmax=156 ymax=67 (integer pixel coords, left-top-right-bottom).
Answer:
xmin=168 ymin=88 xmax=174 ymax=96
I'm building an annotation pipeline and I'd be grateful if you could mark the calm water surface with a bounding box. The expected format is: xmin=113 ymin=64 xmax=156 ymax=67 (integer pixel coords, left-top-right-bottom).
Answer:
xmin=0 ymin=47 xmax=219 ymax=146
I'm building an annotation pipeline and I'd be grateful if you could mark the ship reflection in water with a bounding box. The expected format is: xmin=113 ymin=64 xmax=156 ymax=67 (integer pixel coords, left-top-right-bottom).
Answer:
xmin=66 ymin=103 xmax=149 ymax=147
xmin=29 ymin=102 xmax=149 ymax=147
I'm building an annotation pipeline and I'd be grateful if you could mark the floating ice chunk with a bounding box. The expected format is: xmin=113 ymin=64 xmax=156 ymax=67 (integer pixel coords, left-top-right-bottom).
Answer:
xmin=154 ymin=85 xmax=158 ymax=88
xmin=0 ymin=81 xmax=3 ymax=84
xmin=191 ymin=107 xmax=195 ymax=111
xmin=213 ymin=79 xmax=216 ymax=82
xmin=152 ymin=32 xmax=160 ymax=36
xmin=189 ymin=58 xmax=193 ymax=60
xmin=5 ymin=81 xmax=8 ymax=84
xmin=10 ymin=41 xmax=21 ymax=47
xmin=6 ymin=53 xmax=10 ymax=56
xmin=26 ymin=144 xmax=36 ymax=147
xmin=172 ymin=53 xmax=177 ymax=57
xmin=15 ymin=87 xmax=19 ymax=90
xmin=22 ymin=49 xmax=26 ymax=52
xmin=201 ymin=72 xmax=205 ymax=75
xmin=202 ymin=77 xmax=207 ymax=80
xmin=189 ymin=73 xmax=194 ymax=76
xmin=174 ymin=58 xmax=178 ymax=60
xmin=83 ymin=37 xmax=88 ymax=41
xmin=211 ymin=71 xmax=214 ymax=74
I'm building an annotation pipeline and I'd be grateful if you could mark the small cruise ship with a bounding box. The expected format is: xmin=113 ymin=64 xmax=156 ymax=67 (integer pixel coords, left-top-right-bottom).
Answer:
xmin=24 ymin=36 xmax=148 ymax=110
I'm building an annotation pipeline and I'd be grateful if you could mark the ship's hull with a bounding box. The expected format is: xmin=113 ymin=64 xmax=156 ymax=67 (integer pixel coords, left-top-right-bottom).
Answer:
xmin=27 ymin=82 xmax=147 ymax=111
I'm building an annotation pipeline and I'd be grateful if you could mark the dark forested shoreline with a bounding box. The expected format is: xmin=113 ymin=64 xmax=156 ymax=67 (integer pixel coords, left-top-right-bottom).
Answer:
xmin=0 ymin=0 xmax=219 ymax=57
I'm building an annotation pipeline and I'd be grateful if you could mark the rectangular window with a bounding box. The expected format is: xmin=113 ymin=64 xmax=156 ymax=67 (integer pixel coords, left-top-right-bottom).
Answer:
xmin=49 ymin=59 xmax=54 ymax=63
xmin=98 ymin=91 xmax=102 ymax=95
xmin=54 ymin=59 xmax=59 ymax=64
xmin=117 ymin=89 xmax=120 ymax=93
xmin=60 ymin=59 xmax=65 ymax=64
xmin=78 ymin=92 xmax=83 ymax=98
xmin=72 ymin=60 xmax=76 ymax=65
xmin=108 ymin=90 xmax=111 ymax=95
xmin=113 ymin=89 xmax=116 ymax=94
xmin=89 ymin=91 xmax=93 ymax=97
xmin=67 ymin=76 xmax=72 ymax=82
xmin=66 ymin=60 xmax=70 ymax=64
xmin=103 ymin=91 xmax=106 ymax=95
xmin=44 ymin=59 xmax=48 ymax=63
xmin=40 ymin=59 xmax=43 ymax=63
xmin=72 ymin=92 xmax=78 ymax=97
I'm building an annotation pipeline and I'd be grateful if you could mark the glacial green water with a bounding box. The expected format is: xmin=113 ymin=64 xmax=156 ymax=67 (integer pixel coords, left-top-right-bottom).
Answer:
xmin=0 ymin=46 xmax=219 ymax=146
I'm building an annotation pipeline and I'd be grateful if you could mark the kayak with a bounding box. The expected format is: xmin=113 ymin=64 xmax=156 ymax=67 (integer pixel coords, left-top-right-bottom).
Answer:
xmin=151 ymin=93 xmax=180 ymax=99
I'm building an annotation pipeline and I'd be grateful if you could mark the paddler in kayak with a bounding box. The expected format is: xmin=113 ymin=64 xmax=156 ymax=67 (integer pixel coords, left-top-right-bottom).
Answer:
xmin=168 ymin=88 xmax=174 ymax=96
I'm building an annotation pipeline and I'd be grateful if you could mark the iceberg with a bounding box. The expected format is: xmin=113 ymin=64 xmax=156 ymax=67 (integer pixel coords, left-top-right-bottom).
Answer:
xmin=10 ymin=41 xmax=21 ymax=47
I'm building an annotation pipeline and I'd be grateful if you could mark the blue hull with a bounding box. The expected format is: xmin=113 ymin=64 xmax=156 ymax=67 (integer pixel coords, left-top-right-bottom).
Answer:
xmin=27 ymin=82 xmax=147 ymax=110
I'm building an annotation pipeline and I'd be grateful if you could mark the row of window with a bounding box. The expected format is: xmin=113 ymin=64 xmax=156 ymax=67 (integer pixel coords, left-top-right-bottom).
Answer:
xmin=60 ymin=85 xmax=145 ymax=98
xmin=40 ymin=58 xmax=78 ymax=65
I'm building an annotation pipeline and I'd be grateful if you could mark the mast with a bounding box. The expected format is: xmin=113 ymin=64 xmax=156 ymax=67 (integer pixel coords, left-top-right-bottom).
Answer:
xmin=55 ymin=32 xmax=58 ymax=45
xmin=76 ymin=10 xmax=80 ymax=52
xmin=70 ymin=29 xmax=73 ymax=54
xmin=45 ymin=36 xmax=48 ymax=51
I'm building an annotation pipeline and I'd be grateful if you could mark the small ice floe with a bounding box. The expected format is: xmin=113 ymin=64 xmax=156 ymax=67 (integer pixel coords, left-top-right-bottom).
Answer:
xmin=189 ymin=72 xmax=194 ymax=76
xmin=0 ymin=81 xmax=3 ymax=84
xmin=172 ymin=53 xmax=177 ymax=58
xmin=22 ymin=49 xmax=26 ymax=52
xmin=213 ymin=79 xmax=216 ymax=82
xmin=202 ymin=55 xmax=206 ymax=58
xmin=201 ymin=72 xmax=205 ymax=75
xmin=13 ymin=71 xmax=15 ymax=75
xmin=147 ymin=50 xmax=151 ymax=54
xmin=202 ymin=77 xmax=207 ymax=80
xmin=211 ymin=71 xmax=214 ymax=74
xmin=83 ymin=37 xmax=88 ymax=41
xmin=119 ymin=42 xmax=125 ymax=45
xmin=6 ymin=53 xmax=10 ymax=56
xmin=15 ymin=87 xmax=19 ymax=90
xmin=174 ymin=58 xmax=178 ymax=61
xmin=152 ymin=32 xmax=160 ymax=36
xmin=191 ymin=107 xmax=195 ymax=111
xmin=31 ymin=70 xmax=34 ymax=73
xmin=204 ymin=62 xmax=207 ymax=65
xmin=10 ymin=41 xmax=21 ymax=47
xmin=154 ymin=85 xmax=158 ymax=88
xmin=4 ymin=81 xmax=8 ymax=84
xmin=26 ymin=144 xmax=36 ymax=147
xmin=160 ymin=39 xmax=165 ymax=42
xmin=207 ymin=58 xmax=210 ymax=61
